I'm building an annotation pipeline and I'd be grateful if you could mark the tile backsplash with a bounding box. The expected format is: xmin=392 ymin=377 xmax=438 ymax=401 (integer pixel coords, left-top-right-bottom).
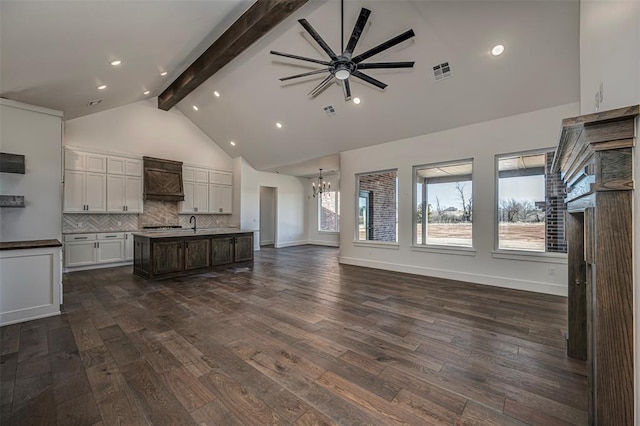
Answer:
xmin=178 ymin=214 xmax=231 ymax=229
xmin=138 ymin=200 xmax=179 ymax=228
xmin=63 ymin=214 xmax=138 ymax=233
xmin=63 ymin=200 xmax=233 ymax=233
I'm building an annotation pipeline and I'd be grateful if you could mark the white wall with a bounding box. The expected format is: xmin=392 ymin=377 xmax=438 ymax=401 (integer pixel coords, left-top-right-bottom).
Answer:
xmin=236 ymin=158 xmax=307 ymax=249
xmin=580 ymin=0 xmax=640 ymax=114
xmin=259 ymin=186 xmax=276 ymax=245
xmin=339 ymin=102 xmax=580 ymax=296
xmin=307 ymin=175 xmax=340 ymax=247
xmin=64 ymin=98 xmax=233 ymax=171
xmin=0 ymin=99 xmax=63 ymax=241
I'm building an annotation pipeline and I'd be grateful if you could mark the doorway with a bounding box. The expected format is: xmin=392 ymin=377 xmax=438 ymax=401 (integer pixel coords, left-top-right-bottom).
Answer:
xmin=259 ymin=186 xmax=277 ymax=246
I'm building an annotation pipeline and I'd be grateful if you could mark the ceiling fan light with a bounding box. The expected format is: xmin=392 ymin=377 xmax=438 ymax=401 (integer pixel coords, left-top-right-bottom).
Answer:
xmin=335 ymin=69 xmax=350 ymax=80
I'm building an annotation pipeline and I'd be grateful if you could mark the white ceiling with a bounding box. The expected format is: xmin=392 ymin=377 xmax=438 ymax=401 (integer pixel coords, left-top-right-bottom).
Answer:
xmin=176 ymin=0 xmax=580 ymax=175
xmin=0 ymin=0 xmax=252 ymax=120
xmin=1 ymin=0 xmax=580 ymax=177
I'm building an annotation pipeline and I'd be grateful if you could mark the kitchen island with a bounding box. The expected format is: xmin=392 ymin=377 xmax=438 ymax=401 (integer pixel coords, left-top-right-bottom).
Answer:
xmin=133 ymin=229 xmax=254 ymax=280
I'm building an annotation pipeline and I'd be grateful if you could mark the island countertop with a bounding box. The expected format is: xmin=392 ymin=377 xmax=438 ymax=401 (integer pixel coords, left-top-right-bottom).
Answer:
xmin=132 ymin=228 xmax=256 ymax=239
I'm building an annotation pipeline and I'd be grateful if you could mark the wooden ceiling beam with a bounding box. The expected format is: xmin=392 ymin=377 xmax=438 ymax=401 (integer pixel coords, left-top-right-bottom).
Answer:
xmin=158 ymin=0 xmax=309 ymax=111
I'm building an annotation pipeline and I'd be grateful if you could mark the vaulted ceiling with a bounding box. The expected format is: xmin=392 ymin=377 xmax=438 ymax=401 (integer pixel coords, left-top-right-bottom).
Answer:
xmin=1 ymin=1 xmax=580 ymax=176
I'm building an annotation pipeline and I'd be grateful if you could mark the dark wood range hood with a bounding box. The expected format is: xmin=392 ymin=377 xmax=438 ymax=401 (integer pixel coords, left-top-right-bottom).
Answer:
xmin=143 ymin=156 xmax=184 ymax=202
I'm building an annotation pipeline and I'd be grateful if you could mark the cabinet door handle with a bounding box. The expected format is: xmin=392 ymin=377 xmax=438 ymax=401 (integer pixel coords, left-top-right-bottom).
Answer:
xmin=125 ymin=205 xmax=128 ymax=211
xmin=125 ymin=234 xmax=128 ymax=240
xmin=105 ymin=235 xmax=117 ymax=238
xmin=194 ymin=207 xmax=198 ymax=212
xmin=75 ymin=236 xmax=88 ymax=240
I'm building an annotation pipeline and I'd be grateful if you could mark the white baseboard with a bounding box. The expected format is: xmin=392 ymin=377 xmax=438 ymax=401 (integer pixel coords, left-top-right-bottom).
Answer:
xmin=308 ymin=240 xmax=340 ymax=247
xmin=338 ymin=256 xmax=567 ymax=296
xmin=64 ymin=261 xmax=132 ymax=273
xmin=1 ymin=309 xmax=61 ymax=327
xmin=260 ymin=240 xmax=274 ymax=246
xmin=275 ymin=240 xmax=308 ymax=248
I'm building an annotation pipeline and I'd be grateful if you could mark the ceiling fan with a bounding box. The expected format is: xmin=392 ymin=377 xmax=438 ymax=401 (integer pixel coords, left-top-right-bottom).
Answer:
xmin=270 ymin=3 xmax=415 ymax=101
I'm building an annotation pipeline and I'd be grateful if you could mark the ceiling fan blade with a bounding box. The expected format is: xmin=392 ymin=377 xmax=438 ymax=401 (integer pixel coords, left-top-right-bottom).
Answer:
xmin=343 ymin=8 xmax=371 ymax=58
xmin=308 ymin=74 xmax=335 ymax=97
xmin=270 ymin=50 xmax=331 ymax=66
xmin=351 ymin=71 xmax=387 ymax=90
xmin=342 ymin=79 xmax=351 ymax=101
xmin=298 ymin=19 xmax=338 ymax=60
xmin=279 ymin=68 xmax=331 ymax=81
xmin=352 ymin=29 xmax=415 ymax=64
xmin=357 ymin=61 xmax=415 ymax=70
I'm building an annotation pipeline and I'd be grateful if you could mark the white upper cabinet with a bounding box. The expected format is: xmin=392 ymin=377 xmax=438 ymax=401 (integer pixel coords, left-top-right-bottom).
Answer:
xmin=209 ymin=171 xmax=232 ymax=185
xmin=182 ymin=165 xmax=233 ymax=214
xmin=64 ymin=148 xmax=143 ymax=214
xmin=65 ymin=150 xmax=106 ymax=173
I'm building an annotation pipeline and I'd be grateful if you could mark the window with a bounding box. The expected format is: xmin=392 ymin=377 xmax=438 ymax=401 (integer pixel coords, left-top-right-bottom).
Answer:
xmin=413 ymin=160 xmax=473 ymax=247
xmin=496 ymin=150 xmax=566 ymax=253
xmin=356 ymin=170 xmax=398 ymax=242
xmin=318 ymin=190 xmax=340 ymax=232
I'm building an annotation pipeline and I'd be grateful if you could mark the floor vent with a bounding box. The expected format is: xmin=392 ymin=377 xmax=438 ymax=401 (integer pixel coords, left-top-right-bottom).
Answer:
xmin=432 ymin=62 xmax=452 ymax=81
xmin=323 ymin=105 xmax=336 ymax=117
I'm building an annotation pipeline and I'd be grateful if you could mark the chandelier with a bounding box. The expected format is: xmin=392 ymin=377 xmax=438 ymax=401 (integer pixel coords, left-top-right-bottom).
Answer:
xmin=312 ymin=168 xmax=330 ymax=198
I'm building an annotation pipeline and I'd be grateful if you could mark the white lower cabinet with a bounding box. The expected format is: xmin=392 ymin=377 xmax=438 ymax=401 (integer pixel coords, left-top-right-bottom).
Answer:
xmin=65 ymin=240 xmax=97 ymax=267
xmin=124 ymin=233 xmax=134 ymax=261
xmin=64 ymin=232 xmax=129 ymax=268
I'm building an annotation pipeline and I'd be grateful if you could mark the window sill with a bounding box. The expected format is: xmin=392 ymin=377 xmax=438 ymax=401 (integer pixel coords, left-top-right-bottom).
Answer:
xmin=411 ymin=245 xmax=476 ymax=257
xmin=353 ymin=241 xmax=399 ymax=250
xmin=318 ymin=230 xmax=340 ymax=235
xmin=492 ymin=250 xmax=567 ymax=264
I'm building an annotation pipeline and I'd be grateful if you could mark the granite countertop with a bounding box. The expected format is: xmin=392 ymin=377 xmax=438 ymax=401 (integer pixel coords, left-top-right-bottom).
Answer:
xmin=132 ymin=228 xmax=255 ymax=238
xmin=0 ymin=239 xmax=62 ymax=251
xmin=63 ymin=230 xmax=135 ymax=235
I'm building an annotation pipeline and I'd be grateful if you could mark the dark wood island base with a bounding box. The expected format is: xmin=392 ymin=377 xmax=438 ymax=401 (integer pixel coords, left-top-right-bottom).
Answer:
xmin=133 ymin=230 xmax=254 ymax=280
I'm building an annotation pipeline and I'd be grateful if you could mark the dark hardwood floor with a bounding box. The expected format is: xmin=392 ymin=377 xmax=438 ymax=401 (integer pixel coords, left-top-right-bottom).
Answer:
xmin=1 ymin=245 xmax=587 ymax=425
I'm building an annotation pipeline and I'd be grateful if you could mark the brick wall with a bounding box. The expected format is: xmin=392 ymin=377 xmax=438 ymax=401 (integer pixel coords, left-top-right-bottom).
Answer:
xmin=545 ymin=152 xmax=567 ymax=253
xmin=359 ymin=171 xmax=397 ymax=242
xmin=320 ymin=191 xmax=339 ymax=231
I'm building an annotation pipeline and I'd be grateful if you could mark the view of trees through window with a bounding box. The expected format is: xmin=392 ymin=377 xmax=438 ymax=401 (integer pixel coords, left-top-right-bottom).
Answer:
xmin=414 ymin=161 xmax=473 ymax=247
xmin=497 ymin=151 xmax=548 ymax=252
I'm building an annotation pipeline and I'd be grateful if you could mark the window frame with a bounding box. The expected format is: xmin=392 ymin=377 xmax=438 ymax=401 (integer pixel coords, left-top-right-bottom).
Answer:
xmin=354 ymin=169 xmax=399 ymax=244
xmin=317 ymin=189 xmax=340 ymax=234
xmin=493 ymin=147 xmax=567 ymax=260
xmin=411 ymin=158 xmax=475 ymax=251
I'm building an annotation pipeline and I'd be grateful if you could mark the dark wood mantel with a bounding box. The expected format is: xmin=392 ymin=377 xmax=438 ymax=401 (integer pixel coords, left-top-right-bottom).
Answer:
xmin=554 ymin=104 xmax=637 ymax=426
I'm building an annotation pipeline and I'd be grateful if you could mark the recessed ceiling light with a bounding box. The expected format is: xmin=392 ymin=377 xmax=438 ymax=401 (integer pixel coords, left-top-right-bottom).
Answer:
xmin=353 ymin=97 xmax=361 ymax=105
xmin=192 ymin=105 xmax=199 ymax=111
xmin=213 ymin=91 xmax=220 ymax=97
xmin=110 ymin=60 xmax=122 ymax=66
xmin=491 ymin=44 xmax=505 ymax=56
xmin=97 ymin=85 xmax=107 ymax=90
xmin=276 ymin=122 xmax=283 ymax=128
xmin=143 ymin=90 xmax=150 ymax=95
xmin=230 ymin=141 xmax=236 ymax=146
xmin=160 ymin=71 xmax=168 ymax=76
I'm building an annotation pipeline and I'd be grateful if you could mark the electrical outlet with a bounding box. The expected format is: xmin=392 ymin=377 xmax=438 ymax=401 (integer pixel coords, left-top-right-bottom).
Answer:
xmin=117 ymin=221 xmax=121 ymax=226
xmin=77 ymin=222 xmax=83 ymax=228
xmin=548 ymin=267 xmax=556 ymax=276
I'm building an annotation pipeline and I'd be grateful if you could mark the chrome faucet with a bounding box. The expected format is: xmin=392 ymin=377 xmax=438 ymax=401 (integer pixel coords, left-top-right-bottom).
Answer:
xmin=189 ymin=215 xmax=197 ymax=233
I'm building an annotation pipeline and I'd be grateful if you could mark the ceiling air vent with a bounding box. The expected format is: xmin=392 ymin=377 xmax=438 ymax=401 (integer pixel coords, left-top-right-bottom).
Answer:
xmin=432 ymin=62 xmax=452 ymax=81
xmin=87 ymin=99 xmax=103 ymax=107
xmin=323 ymin=105 xmax=336 ymax=117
